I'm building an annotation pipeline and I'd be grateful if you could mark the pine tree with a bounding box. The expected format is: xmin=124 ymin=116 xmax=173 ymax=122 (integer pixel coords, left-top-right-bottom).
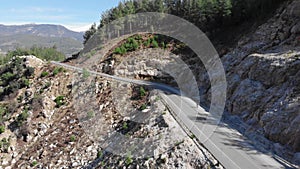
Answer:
xmin=83 ymin=23 xmax=97 ymax=44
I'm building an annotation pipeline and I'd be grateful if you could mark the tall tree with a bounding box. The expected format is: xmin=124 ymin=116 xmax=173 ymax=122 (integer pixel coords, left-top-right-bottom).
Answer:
xmin=83 ymin=23 xmax=97 ymax=44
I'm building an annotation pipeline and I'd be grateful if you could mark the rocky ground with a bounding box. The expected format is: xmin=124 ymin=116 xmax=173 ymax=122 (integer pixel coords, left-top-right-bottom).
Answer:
xmin=0 ymin=54 xmax=220 ymax=168
xmin=222 ymin=0 xmax=300 ymax=164
xmin=187 ymin=0 xmax=300 ymax=165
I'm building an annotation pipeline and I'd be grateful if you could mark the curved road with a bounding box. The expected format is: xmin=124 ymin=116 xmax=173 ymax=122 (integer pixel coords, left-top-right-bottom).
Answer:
xmin=51 ymin=61 xmax=297 ymax=169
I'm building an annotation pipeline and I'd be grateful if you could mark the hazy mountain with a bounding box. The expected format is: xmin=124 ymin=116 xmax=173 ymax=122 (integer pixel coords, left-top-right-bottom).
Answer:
xmin=0 ymin=24 xmax=83 ymax=41
xmin=0 ymin=24 xmax=84 ymax=56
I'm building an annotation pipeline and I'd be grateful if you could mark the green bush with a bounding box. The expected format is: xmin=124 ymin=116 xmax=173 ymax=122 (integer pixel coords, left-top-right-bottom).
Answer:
xmin=1 ymin=72 xmax=15 ymax=81
xmin=0 ymin=54 xmax=12 ymax=65
xmin=82 ymin=68 xmax=90 ymax=79
xmin=139 ymin=104 xmax=147 ymax=111
xmin=70 ymin=135 xmax=76 ymax=142
xmin=0 ymin=126 xmax=5 ymax=134
xmin=31 ymin=161 xmax=38 ymax=167
xmin=123 ymin=122 xmax=128 ymax=130
xmin=87 ymin=111 xmax=95 ymax=119
xmin=139 ymin=86 xmax=146 ymax=97
xmin=53 ymin=67 xmax=64 ymax=76
xmin=114 ymin=46 xmax=127 ymax=55
xmin=114 ymin=37 xmax=141 ymax=55
xmin=0 ymin=138 xmax=10 ymax=153
xmin=97 ymin=151 xmax=103 ymax=158
xmin=54 ymin=96 xmax=65 ymax=108
xmin=40 ymin=71 xmax=49 ymax=77
xmin=125 ymin=153 xmax=133 ymax=165
xmin=21 ymin=77 xmax=30 ymax=87
xmin=144 ymin=39 xmax=151 ymax=47
xmin=152 ymin=40 xmax=159 ymax=48
xmin=161 ymin=42 xmax=166 ymax=49
xmin=6 ymin=46 xmax=65 ymax=62
xmin=0 ymin=105 xmax=8 ymax=122
xmin=17 ymin=110 xmax=29 ymax=126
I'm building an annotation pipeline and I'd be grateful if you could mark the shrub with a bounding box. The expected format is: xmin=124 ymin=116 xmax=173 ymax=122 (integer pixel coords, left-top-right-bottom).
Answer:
xmin=53 ymin=67 xmax=64 ymax=76
xmin=161 ymin=42 xmax=166 ymax=49
xmin=17 ymin=95 xmax=23 ymax=103
xmin=0 ymin=126 xmax=5 ymax=134
xmin=40 ymin=71 xmax=49 ymax=77
xmin=87 ymin=111 xmax=95 ymax=119
xmin=97 ymin=151 xmax=103 ymax=158
xmin=139 ymin=104 xmax=147 ymax=111
xmin=114 ymin=47 xmax=122 ymax=54
xmin=0 ymin=138 xmax=10 ymax=153
xmin=6 ymin=81 xmax=20 ymax=95
xmin=0 ymin=104 xmax=15 ymax=122
xmin=6 ymin=46 xmax=65 ymax=61
xmin=17 ymin=110 xmax=29 ymax=126
xmin=70 ymin=135 xmax=76 ymax=142
xmin=152 ymin=40 xmax=159 ymax=48
xmin=82 ymin=68 xmax=90 ymax=79
xmin=144 ymin=39 xmax=151 ymax=47
xmin=21 ymin=77 xmax=30 ymax=87
xmin=123 ymin=122 xmax=128 ymax=130
xmin=31 ymin=161 xmax=38 ymax=167
xmin=24 ymin=67 xmax=35 ymax=77
xmin=114 ymin=46 xmax=127 ymax=55
xmin=139 ymin=86 xmax=146 ymax=97
xmin=125 ymin=153 xmax=133 ymax=165
xmin=114 ymin=37 xmax=141 ymax=55
xmin=1 ymin=72 xmax=14 ymax=81
xmin=54 ymin=96 xmax=65 ymax=108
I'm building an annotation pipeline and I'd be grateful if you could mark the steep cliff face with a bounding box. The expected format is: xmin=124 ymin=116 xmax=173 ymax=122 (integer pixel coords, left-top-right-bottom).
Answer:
xmin=217 ymin=0 xmax=300 ymax=162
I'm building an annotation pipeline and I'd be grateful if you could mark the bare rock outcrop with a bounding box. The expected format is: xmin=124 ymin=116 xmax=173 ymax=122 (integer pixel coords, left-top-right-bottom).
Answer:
xmin=201 ymin=0 xmax=300 ymax=164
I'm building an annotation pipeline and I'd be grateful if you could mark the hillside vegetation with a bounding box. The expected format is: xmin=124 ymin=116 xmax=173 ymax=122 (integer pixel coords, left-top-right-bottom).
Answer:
xmin=0 ymin=34 xmax=82 ymax=57
xmin=0 ymin=46 xmax=65 ymax=65
xmin=84 ymin=0 xmax=285 ymax=44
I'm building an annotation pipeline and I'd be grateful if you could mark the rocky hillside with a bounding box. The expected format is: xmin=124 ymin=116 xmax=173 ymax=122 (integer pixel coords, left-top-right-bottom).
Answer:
xmin=0 ymin=54 xmax=221 ymax=168
xmin=0 ymin=0 xmax=300 ymax=168
xmin=227 ymin=0 xmax=299 ymax=153
xmin=78 ymin=0 xmax=300 ymax=165
xmin=207 ymin=0 xmax=300 ymax=164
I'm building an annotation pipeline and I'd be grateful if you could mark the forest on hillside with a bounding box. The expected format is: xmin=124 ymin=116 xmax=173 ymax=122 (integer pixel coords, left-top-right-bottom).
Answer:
xmin=84 ymin=0 xmax=285 ymax=44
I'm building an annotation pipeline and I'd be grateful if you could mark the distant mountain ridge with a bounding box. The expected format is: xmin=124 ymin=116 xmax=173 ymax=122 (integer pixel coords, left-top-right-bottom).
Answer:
xmin=0 ymin=24 xmax=83 ymax=41
xmin=0 ymin=24 xmax=84 ymax=56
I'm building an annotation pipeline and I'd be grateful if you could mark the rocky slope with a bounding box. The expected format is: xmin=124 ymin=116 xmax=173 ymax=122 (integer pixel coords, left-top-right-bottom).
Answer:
xmin=228 ymin=0 xmax=299 ymax=157
xmin=0 ymin=55 xmax=220 ymax=168
xmin=210 ymin=0 xmax=300 ymax=164
xmin=80 ymin=0 xmax=300 ymax=165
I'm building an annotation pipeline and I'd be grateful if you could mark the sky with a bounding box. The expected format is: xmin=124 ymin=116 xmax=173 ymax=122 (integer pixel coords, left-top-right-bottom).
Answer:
xmin=0 ymin=0 xmax=122 ymax=32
